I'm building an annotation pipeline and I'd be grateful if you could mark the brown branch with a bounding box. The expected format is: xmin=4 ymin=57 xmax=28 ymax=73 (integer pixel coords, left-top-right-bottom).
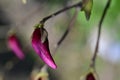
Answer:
xmin=91 ymin=0 xmax=111 ymax=68
xmin=39 ymin=2 xmax=82 ymax=24
xmin=55 ymin=9 xmax=78 ymax=52
xmin=57 ymin=9 xmax=78 ymax=46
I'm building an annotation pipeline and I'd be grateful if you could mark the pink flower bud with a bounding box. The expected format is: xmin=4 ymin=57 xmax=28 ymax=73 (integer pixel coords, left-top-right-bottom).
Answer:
xmin=32 ymin=27 xmax=57 ymax=69
xmin=8 ymin=34 xmax=25 ymax=60
xmin=86 ymin=72 xmax=95 ymax=80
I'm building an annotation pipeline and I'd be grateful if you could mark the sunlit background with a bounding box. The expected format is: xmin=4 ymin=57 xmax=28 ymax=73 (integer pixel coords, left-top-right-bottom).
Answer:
xmin=0 ymin=0 xmax=120 ymax=80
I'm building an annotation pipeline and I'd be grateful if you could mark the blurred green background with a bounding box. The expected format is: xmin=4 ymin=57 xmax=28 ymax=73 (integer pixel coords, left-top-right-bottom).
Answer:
xmin=0 ymin=0 xmax=120 ymax=80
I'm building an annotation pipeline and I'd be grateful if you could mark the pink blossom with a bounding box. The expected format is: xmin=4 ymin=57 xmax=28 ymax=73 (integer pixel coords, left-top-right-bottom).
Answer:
xmin=8 ymin=34 xmax=25 ymax=60
xmin=32 ymin=27 xmax=57 ymax=69
xmin=86 ymin=72 xmax=95 ymax=80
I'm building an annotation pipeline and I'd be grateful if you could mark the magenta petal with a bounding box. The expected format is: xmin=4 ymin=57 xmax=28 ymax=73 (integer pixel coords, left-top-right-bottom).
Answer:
xmin=32 ymin=27 xmax=57 ymax=69
xmin=8 ymin=34 xmax=25 ymax=60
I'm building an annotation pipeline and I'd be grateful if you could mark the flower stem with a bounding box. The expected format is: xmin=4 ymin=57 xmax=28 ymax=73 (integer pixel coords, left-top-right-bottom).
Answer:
xmin=39 ymin=1 xmax=82 ymax=24
xmin=57 ymin=9 xmax=78 ymax=46
xmin=91 ymin=0 xmax=111 ymax=68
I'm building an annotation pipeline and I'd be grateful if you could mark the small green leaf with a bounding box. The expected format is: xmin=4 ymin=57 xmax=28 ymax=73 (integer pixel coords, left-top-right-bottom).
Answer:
xmin=81 ymin=0 xmax=93 ymax=20
xmin=34 ymin=23 xmax=44 ymax=28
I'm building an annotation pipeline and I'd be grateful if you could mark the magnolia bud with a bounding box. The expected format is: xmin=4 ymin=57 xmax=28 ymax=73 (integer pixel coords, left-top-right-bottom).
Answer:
xmin=32 ymin=26 xmax=57 ymax=69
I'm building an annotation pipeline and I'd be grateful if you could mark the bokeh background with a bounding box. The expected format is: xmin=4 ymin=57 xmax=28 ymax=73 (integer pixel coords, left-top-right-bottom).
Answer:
xmin=0 ymin=0 xmax=120 ymax=80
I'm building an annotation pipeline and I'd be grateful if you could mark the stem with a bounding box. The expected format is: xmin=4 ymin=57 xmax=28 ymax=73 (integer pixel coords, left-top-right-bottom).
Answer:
xmin=91 ymin=0 xmax=111 ymax=67
xmin=54 ymin=9 xmax=78 ymax=54
xmin=57 ymin=9 xmax=78 ymax=46
xmin=39 ymin=1 xmax=82 ymax=24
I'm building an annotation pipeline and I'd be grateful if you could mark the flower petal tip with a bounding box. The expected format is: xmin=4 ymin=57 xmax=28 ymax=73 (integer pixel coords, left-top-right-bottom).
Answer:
xmin=50 ymin=63 xmax=57 ymax=69
xmin=42 ymin=57 xmax=57 ymax=69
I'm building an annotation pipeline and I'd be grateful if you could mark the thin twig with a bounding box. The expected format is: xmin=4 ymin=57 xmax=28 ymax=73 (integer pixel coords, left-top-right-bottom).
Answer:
xmin=39 ymin=2 xmax=82 ymax=24
xmin=91 ymin=0 xmax=111 ymax=67
xmin=57 ymin=9 xmax=78 ymax=46
xmin=54 ymin=9 xmax=78 ymax=53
